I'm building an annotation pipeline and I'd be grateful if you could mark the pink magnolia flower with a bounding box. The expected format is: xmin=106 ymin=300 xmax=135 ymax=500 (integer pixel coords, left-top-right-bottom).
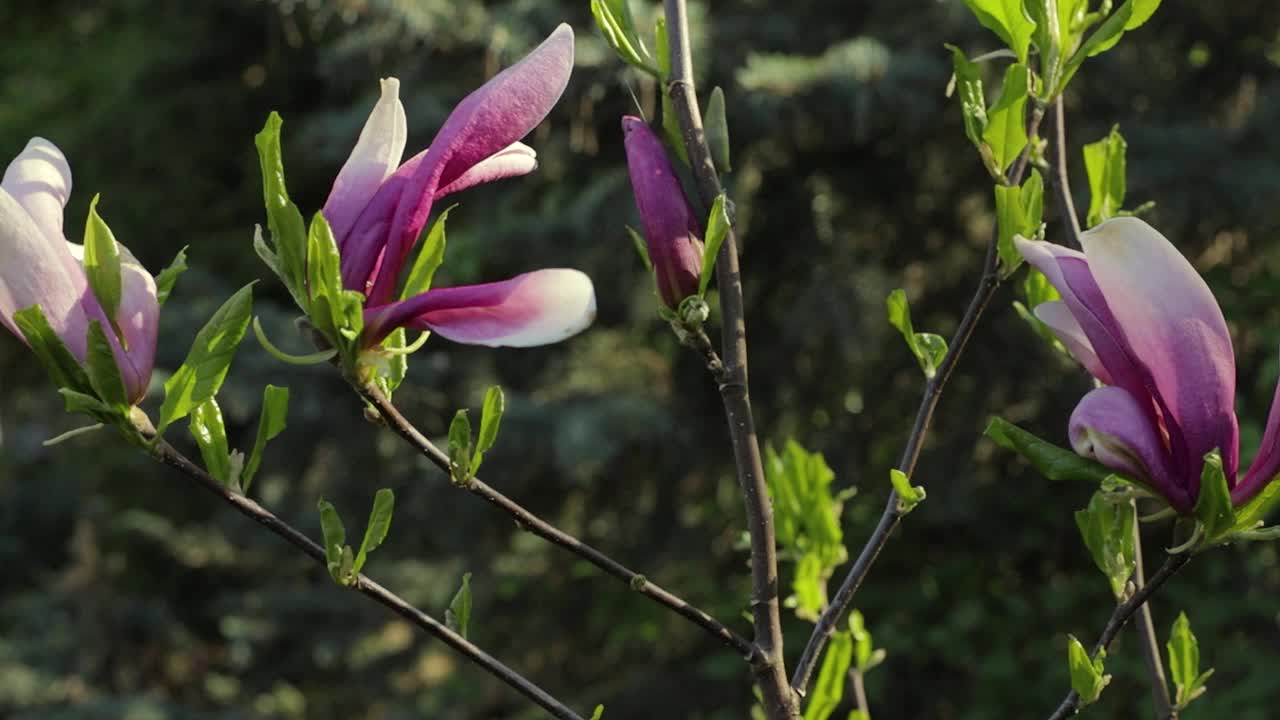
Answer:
xmin=0 ymin=138 xmax=158 ymax=402
xmin=1018 ymin=217 xmax=1280 ymax=513
xmin=322 ymin=24 xmax=595 ymax=348
xmin=622 ymin=116 xmax=703 ymax=308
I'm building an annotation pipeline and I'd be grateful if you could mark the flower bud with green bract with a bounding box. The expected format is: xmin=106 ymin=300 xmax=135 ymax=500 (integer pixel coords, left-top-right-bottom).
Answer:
xmin=622 ymin=116 xmax=704 ymax=309
xmin=322 ymin=24 xmax=596 ymax=348
xmin=0 ymin=138 xmax=158 ymax=402
xmin=1016 ymin=217 xmax=1280 ymax=514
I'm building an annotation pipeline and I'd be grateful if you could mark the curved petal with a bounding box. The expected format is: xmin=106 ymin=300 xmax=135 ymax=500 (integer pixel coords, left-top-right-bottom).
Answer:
xmin=1079 ymin=217 xmax=1239 ymax=482
xmin=1070 ymin=386 xmax=1188 ymax=511
xmin=364 ymin=24 xmax=575 ymax=305
xmin=363 ymin=268 xmax=595 ymax=348
xmin=623 ymin=116 xmax=704 ymax=307
xmin=1 ymin=137 xmax=72 ymax=244
xmin=1034 ymin=301 xmax=1111 ymax=384
xmin=0 ymin=191 xmax=89 ymax=358
xmin=324 ymin=78 xmax=408 ymax=246
xmin=1235 ymin=362 xmax=1280 ymax=505
xmin=434 ymin=142 xmax=538 ymax=198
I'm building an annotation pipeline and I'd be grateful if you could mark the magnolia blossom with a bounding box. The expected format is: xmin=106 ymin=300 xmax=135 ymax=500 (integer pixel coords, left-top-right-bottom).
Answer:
xmin=0 ymin=138 xmax=158 ymax=402
xmin=1019 ymin=217 xmax=1280 ymax=512
xmin=322 ymin=23 xmax=595 ymax=348
xmin=622 ymin=116 xmax=704 ymax=308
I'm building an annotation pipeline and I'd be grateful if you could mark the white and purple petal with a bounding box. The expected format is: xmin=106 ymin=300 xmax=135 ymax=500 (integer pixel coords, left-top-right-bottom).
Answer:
xmin=363 ymin=268 xmax=595 ymax=348
xmin=1070 ymin=385 xmax=1188 ymax=511
xmin=324 ymin=78 xmax=408 ymax=246
xmin=1078 ymin=217 xmax=1239 ymax=483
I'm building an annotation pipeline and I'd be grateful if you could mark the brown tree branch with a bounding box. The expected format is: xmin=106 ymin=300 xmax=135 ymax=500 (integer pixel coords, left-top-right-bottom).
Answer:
xmin=131 ymin=416 xmax=585 ymax=720
xmin=357 ymin=383 xmax=757 ymax=661
xmin=790 ymin=103 xmax=1048 ymax=696
xmin=1046 ymin=552 xmax=1191 ymax=720
xmin=661 ymin=1 xmax=798 ymax=717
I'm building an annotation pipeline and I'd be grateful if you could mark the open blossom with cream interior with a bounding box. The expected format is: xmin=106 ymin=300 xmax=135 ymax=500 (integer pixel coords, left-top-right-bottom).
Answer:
xmin=1018 ymin=217 xmax=1280 ymax=513
xmin=0 ymin=138 xmax=158 ymax=402
xmin=320 ymin=23 xmax=595 ymax=349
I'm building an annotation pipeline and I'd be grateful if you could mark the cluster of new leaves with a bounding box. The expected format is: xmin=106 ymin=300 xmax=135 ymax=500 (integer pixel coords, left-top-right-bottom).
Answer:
xmin=447 ymin=386 xmax=507 ymax=486
xmin=765 ymin=441 xmax=852 ymax=620
xmin=804 ymin=610 xmax=885 ymax=720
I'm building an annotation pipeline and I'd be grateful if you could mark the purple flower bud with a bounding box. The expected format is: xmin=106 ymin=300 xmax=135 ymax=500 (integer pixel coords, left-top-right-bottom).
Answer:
xmin=622 ymin=116 xmax=704 ymax=308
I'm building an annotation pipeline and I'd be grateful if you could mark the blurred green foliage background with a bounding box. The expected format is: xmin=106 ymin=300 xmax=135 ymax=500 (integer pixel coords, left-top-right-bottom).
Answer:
xmin=1 ymin=1 xmax=1279 ymax=718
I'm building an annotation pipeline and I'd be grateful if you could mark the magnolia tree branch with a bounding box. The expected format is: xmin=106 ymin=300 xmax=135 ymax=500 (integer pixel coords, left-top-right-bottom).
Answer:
xmin=132 ymin=418 xmax=584 ymax=720
xmin=1048 ymin=95 xmax=1174 ymax=719
xmin=661 ymin=1 xmax=799 ymax=717
xmin=357 ymin=383 xmax=756 ymax=660
xmin=790 ymin=105 xmax=1048 ymax=695
xmin=1046 ymin=552 xmax=1192 ymax=720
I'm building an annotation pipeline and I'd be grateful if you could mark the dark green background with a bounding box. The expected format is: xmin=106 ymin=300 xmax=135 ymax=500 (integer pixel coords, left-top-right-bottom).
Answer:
xmin=1 ymin=1 xmax=1278 ymax=718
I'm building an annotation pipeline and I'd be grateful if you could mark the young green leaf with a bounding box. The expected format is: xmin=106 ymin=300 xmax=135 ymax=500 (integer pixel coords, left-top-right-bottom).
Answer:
xmin=1166 ymin=611 xmax=1214 ymax=709
xmin=626 ymin=226 xmax=653 ymax=272
xmin=158 ymin=283 xmax=255 ymax=434
xmin=445 ymin=572 xmax=474 ymax=639
xmin=961 ymin=0 xmax=1036 ymax=62
xmin=1193 ymin=449 xmax=1235 ymax=544
xmin=848 ymin=609 xmax=886 ymax=673
xmin=803 ymin=631 xmax=852 ymax=720
xmin=705 ymin=86 xmax=731 ymax=172
xmin=1082 ymin=125 xmax=1127 ymax=227
xmin=945 ymin=45 xmax=987 ymax=149
xmin=590 ymin=0 xmax=655 ymax=74
xmin=1073 ymin=491 xmax=1137 ymax=598
xmin=353 ymin=488 xmax=395 ymax=574
xmin=589 ymin=706 xmax=605 ymax=720
xmin=986 ymin=417 xmax=1142 ymax=487
xmin=13 ymin=305 xmax=91 ymax=393
xmin=448 ymin=409 xmax=473 ymax=484
xmin=189 ymin=397 xmax=233 ymax=486
xmin=474 ymin=385 xmax=505 ymax=462
xmin=982 ymin=63 xmax=1030 ymax=178
xmin=376 ymin=328 xmax=411 ymax=398
xmin=82 ymin=195 xmax=123 ymax=334
xmin=241 ymin=384 xmax=289 ymax=492
xmin=85 ymin=320 xmax=128 ymax=408
xmin=698 ymin=194 xmax=731 ymax=296
xmin=58 ymin=388 xmax=114 ymax=417
xmin=402 ymin=205 xmax=455 ymax=301
xmin=886 ymin=289 xmax=949 ymax=379
xmin=154 ymin=246 xmax=189 ymax=307
xmin=317 ymin=498 xmax=348 ymax=584
xmin=1067 ymin=635 xmax=1110 ymax=705
xmin=1231 ymin=476 xmax=1280 ymax=532
xmin=254 ymin=112 xmax=309 ymax=308
xmin=889 ymin=469 xmax=927 ymax=513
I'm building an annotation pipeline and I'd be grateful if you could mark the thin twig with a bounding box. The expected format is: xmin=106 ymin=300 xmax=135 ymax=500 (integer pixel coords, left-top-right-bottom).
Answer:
xmin=848 ymin=668 xmax=870 ymax=716
xmin=133 ymin=417 xmax=584 ymax=720
xmin=791 ymin=104 xmax=1048 ymax=696
xmin=1130 ymin=501 xmax=1176 ymax=719
xmin=1049 ymin=98 xmax=1083 ymax=248
xmin=358 ymin=383 xmax=756 ymax=661
xmin=1049 ymin=96 xmax=1174 ymax=717
xmin=1046 ymin=552 xmax=1191 ymax=720
xmin=662 ymin=1 xmax=799 ymax=717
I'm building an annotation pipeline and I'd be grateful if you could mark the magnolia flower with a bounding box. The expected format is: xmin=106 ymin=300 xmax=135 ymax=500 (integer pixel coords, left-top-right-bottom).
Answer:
xmin=322 ymin=23 xmax=595 ymax=348
xmin=622 ymin=116 xmax=704 ymax=308
xmin=1017 ymin=217 xmax=1280 ymax=513
xmin=0 ymin=138 xmax=158 ymax=402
